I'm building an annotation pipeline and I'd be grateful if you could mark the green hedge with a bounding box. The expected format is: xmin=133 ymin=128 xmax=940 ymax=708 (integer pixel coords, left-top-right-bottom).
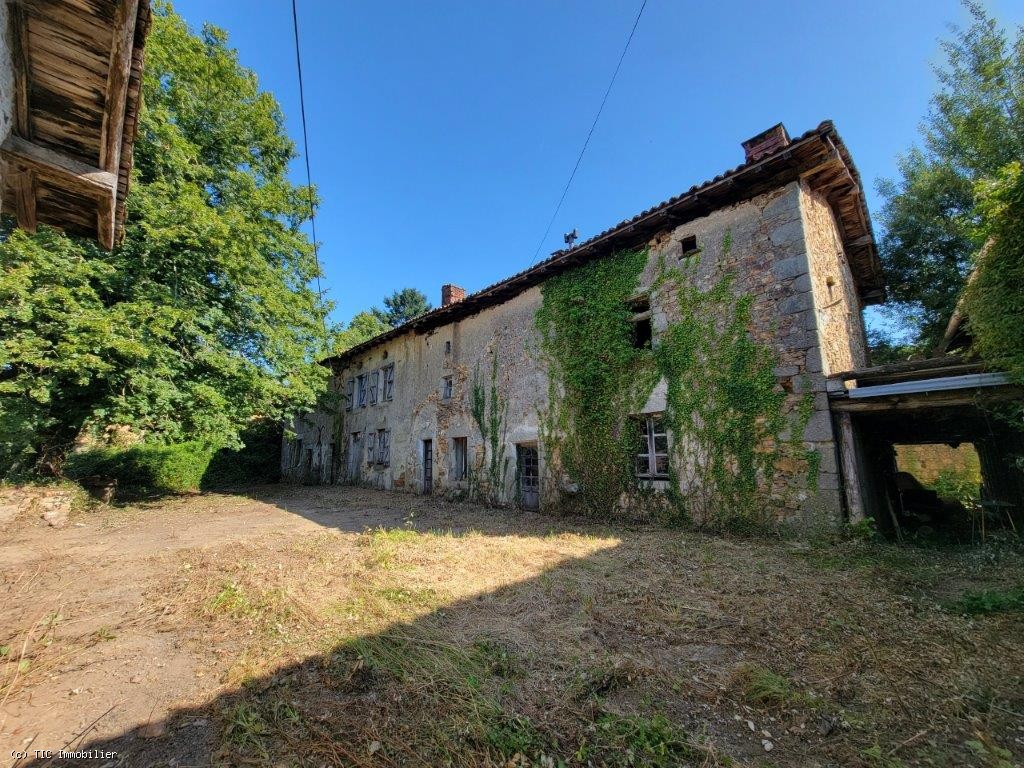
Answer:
xmin=203 ymin=421 xmax=282 ymax=488
xmin=65 ymin=441 xmax=215 ymax=496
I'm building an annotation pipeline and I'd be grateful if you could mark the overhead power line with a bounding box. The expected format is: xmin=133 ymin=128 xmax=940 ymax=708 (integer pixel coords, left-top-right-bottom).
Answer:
xmin=529 ymin=0 xmax=648 ymax=265
xmin=290 ymin=0 xmax=330 ymax=348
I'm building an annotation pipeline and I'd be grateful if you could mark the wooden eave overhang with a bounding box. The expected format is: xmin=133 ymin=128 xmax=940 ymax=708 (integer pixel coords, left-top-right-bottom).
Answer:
xmin=327 ymin=120 xmax=884 ymax=371
xmin=1 ymin=0 xmax=151 ymax=248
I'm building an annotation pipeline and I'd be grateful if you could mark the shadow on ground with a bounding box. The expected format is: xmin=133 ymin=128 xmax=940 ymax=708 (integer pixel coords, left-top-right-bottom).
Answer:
xmin=14 ymin=486 xmax=1024 ymax=768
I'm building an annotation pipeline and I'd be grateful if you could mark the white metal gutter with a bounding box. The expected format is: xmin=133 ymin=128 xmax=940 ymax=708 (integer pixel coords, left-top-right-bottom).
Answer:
xmin=848 ymin=372 xmax=1011 ymax=399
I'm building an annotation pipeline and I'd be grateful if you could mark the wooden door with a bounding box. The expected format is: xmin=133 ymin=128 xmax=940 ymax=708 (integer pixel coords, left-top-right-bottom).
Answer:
xmin=423 ymin=439 xmax=433 ymax=494
xmin=517 ymin=443 xmax=539 ymax=509
xmin=349 ymin=433 xmax=362 ymax=482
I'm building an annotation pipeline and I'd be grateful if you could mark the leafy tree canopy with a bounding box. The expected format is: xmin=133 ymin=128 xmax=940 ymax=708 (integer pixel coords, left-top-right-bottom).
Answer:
xmin=964 ymin=162 xmax=1024 ymax=386
xmin=0 ymin=2 xmax=330 ymax=476
xmin=875 ymin=2 xmax=1024 ymax=350
xmin=372 ymin=288 xmax=433 ymax=328
xmin=335 ymin=311 xmax=390 ymax=352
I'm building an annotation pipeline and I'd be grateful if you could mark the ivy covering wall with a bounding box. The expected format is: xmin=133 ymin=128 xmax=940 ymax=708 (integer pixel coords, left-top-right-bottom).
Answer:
xmin=536 ymin=244 xmax=816 ymax=528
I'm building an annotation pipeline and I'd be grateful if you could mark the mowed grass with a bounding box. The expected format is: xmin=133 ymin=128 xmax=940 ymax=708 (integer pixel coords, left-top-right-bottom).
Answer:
xmin=13 ymin=488 xmax=1021 ymax=767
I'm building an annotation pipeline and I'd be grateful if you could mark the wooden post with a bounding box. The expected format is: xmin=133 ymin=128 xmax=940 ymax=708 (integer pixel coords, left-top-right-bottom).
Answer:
xmin=837 ymin=412 xmax=865 ymax=524
xmin=12 ymin=169 xmax=36 ymax=232
xmin=99 ymin=0 xmax=141 ymax=173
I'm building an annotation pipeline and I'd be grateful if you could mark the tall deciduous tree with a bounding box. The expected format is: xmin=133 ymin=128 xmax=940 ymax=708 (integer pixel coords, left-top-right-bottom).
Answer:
xmin=0 ymin=3 xmax=330 ymax=475
xmin=875 ymin=2 xmax=1024 ymax=349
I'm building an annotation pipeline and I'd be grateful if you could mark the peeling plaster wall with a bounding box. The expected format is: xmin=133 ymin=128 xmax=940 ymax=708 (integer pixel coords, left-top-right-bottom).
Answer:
xmin=286 ymin=288 xmax=550 ymax=505
xmin=799 ymin=182 xmax=868 ymax=376
xmin=286 ymin=180 xmax=861 ymax=524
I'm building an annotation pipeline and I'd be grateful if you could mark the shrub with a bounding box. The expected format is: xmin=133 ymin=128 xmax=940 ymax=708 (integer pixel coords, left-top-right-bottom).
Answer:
xmin=203 ymin=420 xmax=282 ymax=488
xmin=952 ymin=585 xmax=1024 ymax=615
xmin=65 ymin=442 xmax=215 ymax=496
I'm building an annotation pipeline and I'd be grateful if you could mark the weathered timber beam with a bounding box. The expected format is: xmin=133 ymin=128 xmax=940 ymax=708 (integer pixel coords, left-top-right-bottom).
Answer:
xmin=829 ymin=387 xmax=1021 ymax=413
xmin=1 ymin=134 xmax=117 ymax=198
xmin=12 ymin=168 xmax=36 ymax=232
xmin=837 ymin=412 xmax=864 ymax=523
xmin=97 ymin=190 xmax=115 ymax=250
xmin=8 ymin=1 xmax=32 ymax=137
xmin=99 ymin=0 xmax=140 ymax=172
xmin=830 ymin=355 xmax=974 ymax=382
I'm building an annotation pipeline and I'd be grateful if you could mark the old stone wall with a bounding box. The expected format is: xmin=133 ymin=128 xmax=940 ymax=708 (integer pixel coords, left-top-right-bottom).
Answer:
xmin=287 ymin=288 xmax=549 ymax=505
xmin=286 ymin=181 xmax=860 ymax=524
xmin=644 ymin=182 xmax=843 ymax=521
xmin=799 ymin=182 xmax=868 ymax=376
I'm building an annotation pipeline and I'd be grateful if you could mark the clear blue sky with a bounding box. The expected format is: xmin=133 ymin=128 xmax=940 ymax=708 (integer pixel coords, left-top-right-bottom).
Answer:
xmin=172 ymin=0 xmax=1024 ymax=329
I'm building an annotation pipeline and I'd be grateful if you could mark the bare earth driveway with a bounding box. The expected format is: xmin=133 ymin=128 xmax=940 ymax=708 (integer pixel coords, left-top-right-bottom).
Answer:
xmin=1 ymin=486 xmax=1022 ymax=767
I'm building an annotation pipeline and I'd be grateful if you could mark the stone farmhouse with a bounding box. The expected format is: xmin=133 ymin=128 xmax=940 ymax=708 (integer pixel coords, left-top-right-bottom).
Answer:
xmin=285 ymin=121 xmax=887 ymax=525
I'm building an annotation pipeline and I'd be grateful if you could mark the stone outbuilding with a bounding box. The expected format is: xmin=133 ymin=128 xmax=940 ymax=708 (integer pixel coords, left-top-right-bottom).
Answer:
xmin=285 ymin=121 xmax=885 ymax=526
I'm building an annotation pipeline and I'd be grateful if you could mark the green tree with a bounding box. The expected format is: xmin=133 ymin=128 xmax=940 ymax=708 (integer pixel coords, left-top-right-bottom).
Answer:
xmin=965 ymin=162 xmax=1024 ymax=385
xmin=875 ymin=2 xmax=1024 ymax=349
xmin=373 ymin=287 xmax=433 ymax=328
xmin=335 ymin=311 xmax=390 ymax=351
xmin=0 ymin=2 xmax=329 ymax=476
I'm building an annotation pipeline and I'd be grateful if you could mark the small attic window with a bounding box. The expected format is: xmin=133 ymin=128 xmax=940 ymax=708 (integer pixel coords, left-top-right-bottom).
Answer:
xmin=445 ymin=340 xmax=452 ymax=355
xmin=680 ymin=235 xmax=698 ymax=258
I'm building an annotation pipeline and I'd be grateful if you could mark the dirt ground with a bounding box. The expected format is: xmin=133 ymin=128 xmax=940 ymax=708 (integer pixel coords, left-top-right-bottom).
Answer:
xmin=1 ymin=486 xmax=1022 ymax=768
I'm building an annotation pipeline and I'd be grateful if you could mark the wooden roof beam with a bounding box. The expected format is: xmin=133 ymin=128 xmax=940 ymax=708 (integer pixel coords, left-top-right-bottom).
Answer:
xmin=2 ymin=135 xmax=117 ymax=246
xmin=2 ymin=135 xmax=117 ymax=196
xmin=8 ymin=1 xmax=32 ymax=138
xmin=99 ymin=0 xmax=140 ymax=173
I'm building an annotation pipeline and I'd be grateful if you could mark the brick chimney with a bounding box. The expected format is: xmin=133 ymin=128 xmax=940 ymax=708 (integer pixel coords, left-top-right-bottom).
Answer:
xmin=441 ymin=284 xmax=466 ymax=307
xmin=741 ymin=123 xmax=790 ymax=163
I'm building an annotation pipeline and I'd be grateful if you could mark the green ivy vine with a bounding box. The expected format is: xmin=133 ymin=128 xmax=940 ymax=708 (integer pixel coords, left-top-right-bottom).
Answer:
xmin=536 ymin=237 xmax=818 ymax=527
xmin=471 ymin=351 xmax=509 ymax=504
xmin=535 ymin=249 xmax=658 ymax=515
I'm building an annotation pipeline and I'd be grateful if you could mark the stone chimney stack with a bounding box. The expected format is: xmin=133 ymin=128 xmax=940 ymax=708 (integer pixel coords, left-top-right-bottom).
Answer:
xmin=741 ymin=123 xmax=790 ymax=163
xmin=441 ymin=284 xmax=466 ymax=307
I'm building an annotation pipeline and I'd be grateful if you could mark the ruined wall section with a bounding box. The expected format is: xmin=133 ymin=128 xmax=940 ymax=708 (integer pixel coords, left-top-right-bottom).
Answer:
xmin=798 ymin=182 xmax=867 ymax=376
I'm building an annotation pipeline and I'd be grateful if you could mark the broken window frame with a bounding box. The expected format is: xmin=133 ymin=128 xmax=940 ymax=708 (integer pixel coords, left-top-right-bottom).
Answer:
xmin=452 ymin=436 xmax=468 ymax=480
xmin=378 ymin=429 xmax=391 ymax=467
xmin=381 ymin=364 xmax=395 ymax=401
xmin=345 ymin=378 xmax=355 ymax=411
xmin=442 ymin=375 xmax=454 ymax=400
xmin=628 ymin=294 xmax=653 ymax=350
xmin=368 ymin=370 xmax=380 ymax=405
xmin=356 ymin=374 xmax=367 ymax=408
xmin=636 ymin=414 xmax=669 ymax=480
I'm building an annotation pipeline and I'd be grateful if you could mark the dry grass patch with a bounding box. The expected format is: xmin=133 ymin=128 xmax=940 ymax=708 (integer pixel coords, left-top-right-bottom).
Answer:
xmin=4 ymin=487 xmax=1023 ymax=767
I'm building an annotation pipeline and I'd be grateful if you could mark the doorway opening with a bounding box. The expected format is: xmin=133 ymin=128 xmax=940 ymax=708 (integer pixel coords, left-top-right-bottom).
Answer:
xmin=422 ymin=439 xmax=433 ymax=494
xmin=516 ymin=443 xmax=539 ymax=510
